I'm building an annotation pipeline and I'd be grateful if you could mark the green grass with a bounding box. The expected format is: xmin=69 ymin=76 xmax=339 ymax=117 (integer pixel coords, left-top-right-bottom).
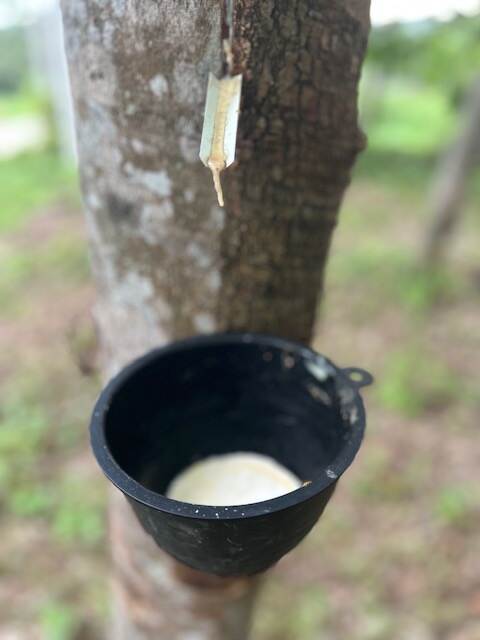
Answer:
xmin=9 ymin=486 xmax=55 ymax=517
xmin=376 ymin=348 xmax=462 ymax=417
xmin=0 ymin=404 xmax=49 ymax=477
xmin=0 ymin=234 xmax=89 ymax=312
xmin=287 ymin=588 xmax=330 ymax=640
xmin=330 ymin=244 xmax=461 ymax=315
xmin=435 ymin=486 xmax=479 ymax=528
xmin=0 ymin=372 xmax=105 ymax=547
xmin=0 ymin=391 xmax=52 ymax=514
xmin=52 ymin=475 xmax=105 ymax=547
xmin=0 ymin=91 xmax=46 ymax=118
xmin=254 ymin=585 xmax=330 ymax=640
xmin=356 ymin=593 xmax=395 ymax=640
xmin=40 ymin=602 xmax=78 ymax=640
xmin=0 ymin=151 xmax=79 ymax=232
xmin=354 ymin=446 xmax=433 ymax=502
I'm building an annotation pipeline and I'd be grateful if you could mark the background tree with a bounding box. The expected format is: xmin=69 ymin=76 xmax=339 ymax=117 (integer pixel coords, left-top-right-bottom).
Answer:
xmin=61 ymin=1 xmax=371 ymax=638
xmin=423 ymin=75 xmax=480 ymax=264
xmin=364 ymin=15 xmax=480 ymax=265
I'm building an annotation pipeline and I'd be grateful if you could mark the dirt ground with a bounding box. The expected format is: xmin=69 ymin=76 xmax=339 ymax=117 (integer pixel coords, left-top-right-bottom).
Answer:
xmin=0 ymin=178 xmax=479 ymax=639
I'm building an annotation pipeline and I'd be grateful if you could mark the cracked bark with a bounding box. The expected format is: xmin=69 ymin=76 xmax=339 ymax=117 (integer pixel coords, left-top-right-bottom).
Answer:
xmin=61 ymin=0 xmax=370 ymax=638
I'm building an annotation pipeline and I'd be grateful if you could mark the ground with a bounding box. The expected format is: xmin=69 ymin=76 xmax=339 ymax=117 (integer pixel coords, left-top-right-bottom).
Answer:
xmin=0 ymin=152 xmax=479 ymax=639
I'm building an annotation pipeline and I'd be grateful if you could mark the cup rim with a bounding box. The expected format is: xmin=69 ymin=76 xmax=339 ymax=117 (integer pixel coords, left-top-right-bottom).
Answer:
xmin=90 ymin=332 xmax=368 ymax=521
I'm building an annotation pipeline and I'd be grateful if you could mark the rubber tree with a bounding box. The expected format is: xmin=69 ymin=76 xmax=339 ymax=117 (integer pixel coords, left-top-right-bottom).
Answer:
xmin=61 ymin=1 xmax=370 ymax=638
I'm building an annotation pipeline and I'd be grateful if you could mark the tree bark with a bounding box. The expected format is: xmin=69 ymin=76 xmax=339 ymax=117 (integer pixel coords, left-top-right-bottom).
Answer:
xmin=61 ymin=1 xmax=370 ymax=638
xmin=423 ymin=75 xmax=480 ymax=265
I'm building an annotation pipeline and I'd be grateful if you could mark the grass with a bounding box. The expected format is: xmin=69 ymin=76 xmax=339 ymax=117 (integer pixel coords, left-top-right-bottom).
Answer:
xmin=0 ymin=400 xmax=50 ymax=494
xmin=0 ymin=150 xmax=79 ymax=233
xmin=0 ymin=361 xmax=103 ymax=636
xmin=52 ymin=475 xmax=105 ymax=547
xmin=0 ymin=90 xmax=46 ymax=118
xmin=0 ymin=89 xmax=79 ymax=232
xmin=376 ymin=348 xmax=463 ymax=417
xmin=254 ymin=585 xmax=330 ymax=640
xmin=40 ymin=602 xmax=78 ymax=640
xmin=0 ymin=234 xmax=90 ymax=313
xmin=0 ymin=360 xmax=104 ymax=547
xmin=329 ymin=242 xmax=464 ymax=319
xmin=435 ymin=486 xmax=480 ymax=528
xmin=353 ymin=447 xmax=419 ymax=501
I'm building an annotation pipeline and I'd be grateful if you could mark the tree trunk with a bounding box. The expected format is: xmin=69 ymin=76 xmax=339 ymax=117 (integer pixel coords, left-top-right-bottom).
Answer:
xmin=423 ymin=75 xmax=480 ymax=265
xmin=61 ymin=1 xmax=370 ymax=638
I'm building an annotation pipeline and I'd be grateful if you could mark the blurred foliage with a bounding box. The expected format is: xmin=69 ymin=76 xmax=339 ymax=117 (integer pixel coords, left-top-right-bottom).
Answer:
xmin=0 ymin=26 xmax=28 ymax=93
xmin=361 ymin=14 xmax=480 ymax=159
xmin=363 ymin=80 xmax=455 ymax=155
xmin=367 ymin=15 xmax=480 ymax=103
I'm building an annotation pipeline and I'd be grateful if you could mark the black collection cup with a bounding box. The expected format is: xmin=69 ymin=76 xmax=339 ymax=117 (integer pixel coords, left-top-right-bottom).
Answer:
xmin=90 ymin=332 xmax=373 ymax=577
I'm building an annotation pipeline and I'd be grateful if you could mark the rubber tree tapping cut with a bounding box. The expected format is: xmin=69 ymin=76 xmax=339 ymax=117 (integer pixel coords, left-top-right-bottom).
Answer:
xmin=61 ymin=1 xmax=371 ymax=638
